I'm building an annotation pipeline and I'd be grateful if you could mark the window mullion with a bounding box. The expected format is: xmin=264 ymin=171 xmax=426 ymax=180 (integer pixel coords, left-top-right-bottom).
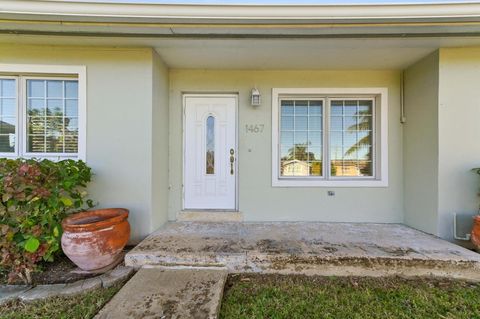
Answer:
xmin=18 ymin=76 xmax=24 ymax=157
xmin=324 ymin=97 xmax=330 ymax=180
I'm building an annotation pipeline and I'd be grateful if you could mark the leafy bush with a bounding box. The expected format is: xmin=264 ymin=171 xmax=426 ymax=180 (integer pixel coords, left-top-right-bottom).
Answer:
xmin=0 ymin=159 xmax=93 ymax=283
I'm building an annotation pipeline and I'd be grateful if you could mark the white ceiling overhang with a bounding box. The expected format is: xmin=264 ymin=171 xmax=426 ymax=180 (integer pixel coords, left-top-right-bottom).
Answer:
xmin=1 ymin=1 xmax=480 ymax=69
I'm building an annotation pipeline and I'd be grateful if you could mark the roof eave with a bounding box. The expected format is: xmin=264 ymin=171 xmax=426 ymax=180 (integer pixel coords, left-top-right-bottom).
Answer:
xmin=2 ymin=0 xmax=480 ymax=24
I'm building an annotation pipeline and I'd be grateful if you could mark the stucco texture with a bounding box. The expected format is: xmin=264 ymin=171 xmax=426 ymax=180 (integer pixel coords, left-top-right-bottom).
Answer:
xmin=0 ymin=44 xmax=169 ymax=242
xmin=438 ymin=48 xmax=480 ymax=240
xmin=169 ymin=70 xmax=404 ymax=223
xmin=404 ymin=51 xmax=439 ymax=236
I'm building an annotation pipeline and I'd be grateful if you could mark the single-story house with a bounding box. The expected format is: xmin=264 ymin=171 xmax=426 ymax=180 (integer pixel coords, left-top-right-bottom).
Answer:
xmin=0 ymin=0 xmax=479 ymax=244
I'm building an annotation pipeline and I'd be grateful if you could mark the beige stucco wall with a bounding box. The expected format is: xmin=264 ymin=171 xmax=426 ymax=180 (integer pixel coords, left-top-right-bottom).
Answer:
xmin=6 ymin=44 xmax=479 ymax=242
xmin=151 ymin=51 xmax=170 ymax=233
xmin=403 ymin=51 xmax=439 ymax=235
xmin=438 ymin=47 xmax=480 ymax=240
xmin=169 ymin=69 xmax=404 ymax=223
xmin=0 ymin=44 xmax=170 ymax=242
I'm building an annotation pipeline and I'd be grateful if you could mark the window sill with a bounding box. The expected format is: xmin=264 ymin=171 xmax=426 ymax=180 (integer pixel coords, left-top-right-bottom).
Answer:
xmin=0 ymin=154 xmax=80 ymax=161
xmin=272 ymin=179 xmax=388 ymax=188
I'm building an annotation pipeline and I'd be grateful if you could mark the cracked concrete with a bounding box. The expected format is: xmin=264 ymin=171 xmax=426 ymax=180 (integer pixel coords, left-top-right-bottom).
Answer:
xmin=126 ymin=222 xmax=480 ymax=281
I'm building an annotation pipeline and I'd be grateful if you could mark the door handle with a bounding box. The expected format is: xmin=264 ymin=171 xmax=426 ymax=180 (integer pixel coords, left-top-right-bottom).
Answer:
xmin=229 ymin=148 xmax=235 ymax=175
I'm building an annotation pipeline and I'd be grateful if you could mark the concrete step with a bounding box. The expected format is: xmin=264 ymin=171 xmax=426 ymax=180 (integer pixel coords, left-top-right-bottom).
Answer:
xmin=125 ymin=222 xmax=480 ymax=281
xmin=95 ymin=267 xmax=228 ymax=319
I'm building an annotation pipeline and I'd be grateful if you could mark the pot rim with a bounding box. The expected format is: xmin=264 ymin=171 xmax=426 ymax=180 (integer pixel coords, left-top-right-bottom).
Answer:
xmin=62 ymin=208 xmax=129 ymax=232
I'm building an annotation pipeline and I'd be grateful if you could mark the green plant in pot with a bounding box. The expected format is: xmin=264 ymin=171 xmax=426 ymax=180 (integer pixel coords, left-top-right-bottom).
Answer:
xmin=0 ymin=158 xmax=93 ymax=283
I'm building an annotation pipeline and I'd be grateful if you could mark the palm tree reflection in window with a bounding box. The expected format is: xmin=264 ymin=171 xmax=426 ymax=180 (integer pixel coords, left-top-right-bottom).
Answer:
xmin=342 ymin=101 xmax=373 ymax=177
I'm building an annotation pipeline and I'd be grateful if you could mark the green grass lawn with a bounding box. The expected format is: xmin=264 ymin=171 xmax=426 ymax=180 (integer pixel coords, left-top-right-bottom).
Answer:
xmin=0 ymin=283 xmax=123 ymax=319
xmin=220 ymin=274 xmax=480 ymax=319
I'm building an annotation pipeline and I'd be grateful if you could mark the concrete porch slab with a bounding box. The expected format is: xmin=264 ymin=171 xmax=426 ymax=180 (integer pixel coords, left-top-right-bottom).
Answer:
xmin=126 ymin=222 xmax=480 ymax=281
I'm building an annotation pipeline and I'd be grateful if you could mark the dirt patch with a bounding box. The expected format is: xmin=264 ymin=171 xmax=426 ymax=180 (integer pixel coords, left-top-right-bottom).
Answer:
xmin=1 ymin=247 xmax=133 ymax=285
xmin=0 ymin=255 xmax=97 ymax=285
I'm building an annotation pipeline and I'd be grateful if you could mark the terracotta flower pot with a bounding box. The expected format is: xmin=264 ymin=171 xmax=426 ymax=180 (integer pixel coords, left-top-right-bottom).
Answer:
xmin=61 ymin=208 xmax=130 ymax=271
xmin=471 ymin=215 xmax=480 ymax=251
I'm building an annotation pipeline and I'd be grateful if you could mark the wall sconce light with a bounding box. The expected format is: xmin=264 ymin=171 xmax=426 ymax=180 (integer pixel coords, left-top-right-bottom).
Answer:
xmin=251 ymin=88 xmax=261 ymax=106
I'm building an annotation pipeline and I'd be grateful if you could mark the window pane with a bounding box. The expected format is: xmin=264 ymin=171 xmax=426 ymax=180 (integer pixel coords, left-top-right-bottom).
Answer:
xmin=46 ymin=135 xmax=63 ymax=153
xmin=309 ymin=146 xmax=322 ymax=161
xmin=66 ymin=117 xmax=78 ymax=133
xmin=26 ymin=79 xmax=79 ymax=154
xmin=294 ymin=131 xmax=308 ymax=146
xmin=0 ymin=117 xmax=15 ymax=134
xmin=281 ymin=131 xmax=294 ymax=146
xmin=309 ymin=101 xmax=322 ymax=115
xmin=330 ymin=116 xmax=343 ymax=131
xmin=0 ymin=79 xmax=16 ymax=153
xmin=28 ymin=80 xmax=45 ymax=98
xmin=28 ymin=135 xmax=46 ymax=152
xmin=46 ymin=117 xmax=63 ymax=135
xmin=28 ymin=117 xmax=45 ymax=135
xmin=359 ymin=100 xmax=373 ymax=114
xmin=310 ymin=161 xmax=322 ymax=176
xmin=47 ymin=99 xmax=63 ymax=116
xmin=344 ymin=101 xmax=358 ymax=116
xmin=28 ymin=99 xmax=45 ymax=115
xmin=294 ymin=116 xmax=308 ymax=130
xmin=295 ymin=101 xmax=308 ymax=115
xmin=206 ymin=116 xmax=215 ymax=175
xmin=330 ymin=99 xmax=374 ymax=177
xmin=281 ymin=101 xmax=294 ymax=116
xmin=0 ymin=135 xmax=14 ymax=153
xmin=65 ymin=100 xmax=78 ymax=117
xmin=1 ymin=80 xmax=15 ymax=97
xmin=331 ymin=101 xmax=343 ymax=115
xmin=47 ymin=81 xmax=63 ymax=98
xmin=280 ymin=99 xmax=323 ymax=177
xmin=65 ymin=81 xmax=78 ymax=99
xmin=308 ymin=116 xmax=322 ymax=130
xmin=344 ymin=117 xmax=357 ymax=131
xmin=65 ymin=135 xmax=78 ymax=153
xmin=2 ymin=98 xmax=16 ymax=117
xmin=281 ymin=116 xmax=294 ymax=130
xmin=308 ymin=131 xmax=322 ymax=147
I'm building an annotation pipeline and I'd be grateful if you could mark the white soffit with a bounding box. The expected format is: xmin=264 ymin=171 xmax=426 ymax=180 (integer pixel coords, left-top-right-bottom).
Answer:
xmin=153 ymin=38 xmax=480 ymax=69
xmin=1 ymin=34 xmax=480 ymax=69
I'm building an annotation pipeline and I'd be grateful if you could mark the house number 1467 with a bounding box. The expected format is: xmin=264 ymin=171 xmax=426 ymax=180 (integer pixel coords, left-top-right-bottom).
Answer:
xmin=245 ymin=124 xmax=264 ymax=133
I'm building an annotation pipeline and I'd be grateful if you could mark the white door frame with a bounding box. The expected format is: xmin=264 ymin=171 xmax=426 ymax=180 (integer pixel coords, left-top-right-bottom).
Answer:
xmin=182 ymin=93 xmax=239 ymax=211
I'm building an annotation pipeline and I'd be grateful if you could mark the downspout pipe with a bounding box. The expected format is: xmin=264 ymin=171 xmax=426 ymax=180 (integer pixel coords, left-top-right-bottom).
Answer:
xmin=400 ymin=70 xmax=407 ymax=124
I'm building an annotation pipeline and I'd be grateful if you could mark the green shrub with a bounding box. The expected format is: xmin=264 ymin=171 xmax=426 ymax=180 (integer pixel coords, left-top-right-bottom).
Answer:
xmin=0 ymin=159 xmax=93 ymax=283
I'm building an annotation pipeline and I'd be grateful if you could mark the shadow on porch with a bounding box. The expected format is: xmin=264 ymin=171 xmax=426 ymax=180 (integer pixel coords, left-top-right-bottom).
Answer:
xmin=125 ymin=222 xmax=480 ymax=281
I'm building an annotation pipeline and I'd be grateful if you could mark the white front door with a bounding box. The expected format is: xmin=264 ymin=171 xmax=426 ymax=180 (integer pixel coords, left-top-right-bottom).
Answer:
xmin=184 ymin=95 xmax=237 ymax=210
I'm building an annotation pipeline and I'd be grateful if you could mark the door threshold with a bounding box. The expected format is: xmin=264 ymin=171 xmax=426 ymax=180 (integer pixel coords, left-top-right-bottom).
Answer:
xmin=177 ymin=210 xmax=243 ymax=222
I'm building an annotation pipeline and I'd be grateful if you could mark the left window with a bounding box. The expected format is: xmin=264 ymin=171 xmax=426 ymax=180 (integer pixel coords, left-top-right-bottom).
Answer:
xmin=0 ymin=76 xmax=81 ymax=159
xmin=0 ymin=78 xmax=16 ymax=154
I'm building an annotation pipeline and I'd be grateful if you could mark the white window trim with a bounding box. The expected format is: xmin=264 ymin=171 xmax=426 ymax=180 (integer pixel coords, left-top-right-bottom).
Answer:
xmin=0 ymin=64 xmax=86 ymax=161
xmin=272 ymin=88 xmax=388 ymax=188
